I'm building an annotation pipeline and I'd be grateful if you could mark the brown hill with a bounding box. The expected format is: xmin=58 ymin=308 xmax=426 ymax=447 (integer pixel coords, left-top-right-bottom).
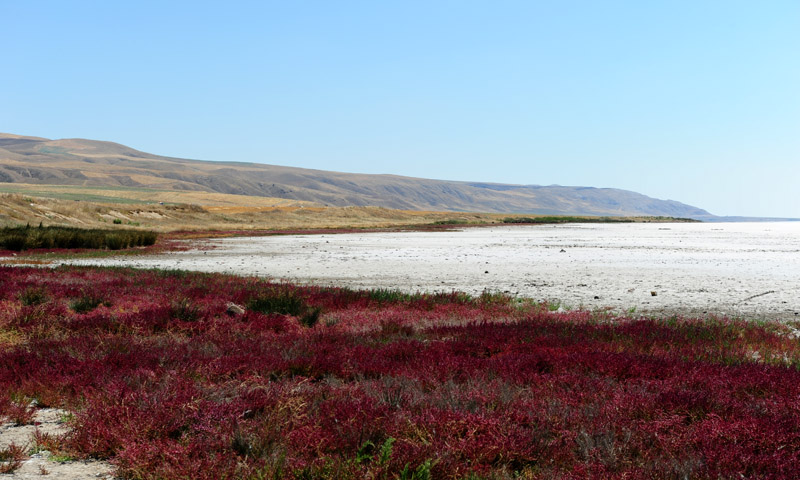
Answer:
xmin=0 ymin=133 xmax=711 ymax=217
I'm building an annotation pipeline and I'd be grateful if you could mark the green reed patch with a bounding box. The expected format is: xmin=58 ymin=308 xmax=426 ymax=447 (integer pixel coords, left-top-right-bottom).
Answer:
xmin=0 ymin=225 xmax=157 ymax=251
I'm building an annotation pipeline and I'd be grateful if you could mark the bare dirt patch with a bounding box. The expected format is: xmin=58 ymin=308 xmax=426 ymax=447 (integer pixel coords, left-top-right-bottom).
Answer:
xmin=0 ymin=409 xmax=115 ymax=479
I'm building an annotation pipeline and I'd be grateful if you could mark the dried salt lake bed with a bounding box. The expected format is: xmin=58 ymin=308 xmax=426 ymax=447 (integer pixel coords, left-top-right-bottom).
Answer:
xmin=63 ymin=222 xmax=800 ymax=321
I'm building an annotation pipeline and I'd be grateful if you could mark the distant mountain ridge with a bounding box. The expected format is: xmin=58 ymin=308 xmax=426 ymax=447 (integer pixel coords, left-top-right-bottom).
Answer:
xmin=0 ymin=133 xmax=712 ymax=218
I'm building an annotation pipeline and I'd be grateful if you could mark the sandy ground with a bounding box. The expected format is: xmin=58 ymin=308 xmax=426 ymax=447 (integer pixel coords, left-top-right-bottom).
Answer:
xmin=0 ymin=409 xmax=115 ymax=479
xmin=54 ymin=222 xmax=800 ymax=322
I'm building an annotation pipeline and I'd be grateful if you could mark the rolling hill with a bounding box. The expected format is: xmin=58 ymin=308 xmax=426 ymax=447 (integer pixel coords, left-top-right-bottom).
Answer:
xmin=0 ymin=133 xmax=711 ymax=217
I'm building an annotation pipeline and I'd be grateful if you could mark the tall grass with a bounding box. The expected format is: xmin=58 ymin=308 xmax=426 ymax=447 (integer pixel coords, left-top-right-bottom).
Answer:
xmin=0 ymin=225 xmax=157 ymax=251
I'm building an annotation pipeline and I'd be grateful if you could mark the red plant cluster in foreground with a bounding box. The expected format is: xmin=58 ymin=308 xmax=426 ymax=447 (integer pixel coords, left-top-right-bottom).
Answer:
xmin=1 ymin=266 xmax=800 ymax=479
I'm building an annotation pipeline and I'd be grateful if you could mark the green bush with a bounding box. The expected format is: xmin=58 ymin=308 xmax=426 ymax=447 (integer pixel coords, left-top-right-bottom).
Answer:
xmin=18 ymin=286 xmax=48 ymax=306
xmin=3 ymin=234 xmax=28 ymax=251
xmin=170 ymin=298 xmax=201 ymax=322
xmin=300 ymin=307 xmax=322 ymax=328
xmin=247 ymin=290 xmax=305 ymax=316
xmin=247 ymin=288 xmax=322 ymax=328
xmin=105 ymin=234 xmax=125 ymax=250
xmin=433 ymin=219 xmax=468 ymax=225
xmin=70 ymin=294 xmax=109 ymax=314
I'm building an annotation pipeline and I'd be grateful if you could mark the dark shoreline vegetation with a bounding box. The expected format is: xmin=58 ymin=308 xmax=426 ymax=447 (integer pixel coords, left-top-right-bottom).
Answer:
xmin=501 ymin=216 xmax=698 ymax=224
xmin=162 ymin=215 xmax=700 ymax=241
xmin=2 ymin=266 xmax=799 ymax=479
xmin=0 ymin=225 xmax=158 ymax=252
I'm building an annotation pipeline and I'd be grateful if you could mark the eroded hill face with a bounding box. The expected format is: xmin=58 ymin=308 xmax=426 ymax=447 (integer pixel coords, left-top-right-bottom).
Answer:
xmin=0 ymin=133 xmax=711 ymax=217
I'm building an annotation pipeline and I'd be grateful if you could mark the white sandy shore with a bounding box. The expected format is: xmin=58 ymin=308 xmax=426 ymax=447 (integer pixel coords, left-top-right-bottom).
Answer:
xmin=58 ymin=222 xmax=800 ymax=321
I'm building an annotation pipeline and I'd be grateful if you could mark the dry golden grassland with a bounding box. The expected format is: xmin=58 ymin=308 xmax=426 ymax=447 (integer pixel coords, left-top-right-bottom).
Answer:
xmin=0 ymin=184 xmax=690 ymax=233
xmin=0 ymin=187 xmax=498 ymax=232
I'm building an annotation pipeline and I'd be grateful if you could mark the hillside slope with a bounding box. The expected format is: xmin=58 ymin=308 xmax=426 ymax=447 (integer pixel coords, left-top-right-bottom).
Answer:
xmin=0 ymin=133 xmax=711 ymax=217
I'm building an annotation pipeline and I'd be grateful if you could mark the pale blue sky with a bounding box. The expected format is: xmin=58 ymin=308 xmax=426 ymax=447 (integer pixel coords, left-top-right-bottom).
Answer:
xmin=2 ymin=1 xmax=798 ymax=217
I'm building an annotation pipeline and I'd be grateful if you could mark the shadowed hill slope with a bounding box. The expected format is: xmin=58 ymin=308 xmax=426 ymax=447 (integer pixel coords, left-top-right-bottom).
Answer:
xmin=0 ymin=133 xmax=711 ymax=217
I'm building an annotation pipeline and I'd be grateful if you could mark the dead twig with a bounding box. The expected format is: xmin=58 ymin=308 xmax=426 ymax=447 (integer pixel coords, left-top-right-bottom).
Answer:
xmin=740 ymin=290 xmax=776 ymax=303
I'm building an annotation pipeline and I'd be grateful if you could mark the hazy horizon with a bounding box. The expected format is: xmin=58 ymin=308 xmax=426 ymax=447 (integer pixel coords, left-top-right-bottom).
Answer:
xmin=2 ymin=1 xmax=798 ymax=217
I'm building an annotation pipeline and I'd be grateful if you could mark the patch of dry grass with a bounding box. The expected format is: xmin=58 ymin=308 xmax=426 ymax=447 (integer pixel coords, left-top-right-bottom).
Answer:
xmin=1 ymin=186 xmax=689 ymax=235
xmin=0 ymin=190 xmax=502 ymax=233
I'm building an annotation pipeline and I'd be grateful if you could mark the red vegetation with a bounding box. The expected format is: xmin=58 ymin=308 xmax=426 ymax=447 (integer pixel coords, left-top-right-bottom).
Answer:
xmin=1 ymin=266 xmax=800 ymax=479
xmin=165 ymin=223 xmax=473 ymax=241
